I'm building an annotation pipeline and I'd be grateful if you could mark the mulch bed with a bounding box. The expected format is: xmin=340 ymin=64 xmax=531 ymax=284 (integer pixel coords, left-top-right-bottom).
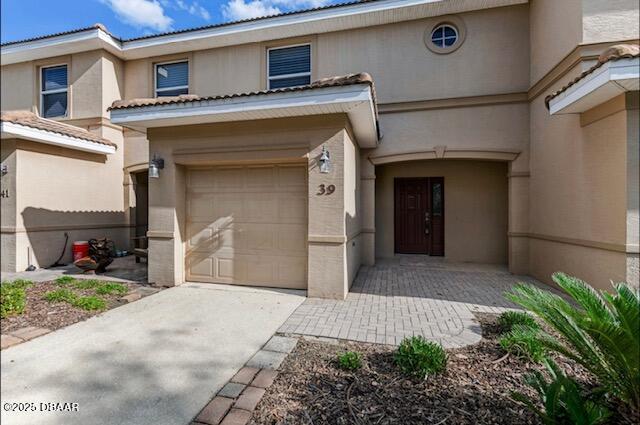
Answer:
xmin=1 ymin=280 xmax=147 ymax=334
xmin=250 ymin=314 xmax=601 ymax=425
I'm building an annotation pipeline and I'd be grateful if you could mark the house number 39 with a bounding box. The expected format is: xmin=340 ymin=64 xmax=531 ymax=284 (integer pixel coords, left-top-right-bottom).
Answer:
xmin=317 ymin=184 xmax=335 ymax=196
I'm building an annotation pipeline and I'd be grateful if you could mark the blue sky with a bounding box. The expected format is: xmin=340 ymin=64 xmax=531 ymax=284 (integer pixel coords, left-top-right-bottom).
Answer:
xmin=1 ymin=0 xmax=340 ymax=43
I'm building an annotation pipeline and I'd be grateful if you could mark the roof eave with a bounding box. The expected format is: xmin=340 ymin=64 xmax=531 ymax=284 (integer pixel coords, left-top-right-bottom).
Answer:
xmin=549 ymin=58 xmax=640 ymax=115
xmin=110 ymin=84 xmax=379 ymax=148
xmin=0 ymin=121 xmax=116 ymax=155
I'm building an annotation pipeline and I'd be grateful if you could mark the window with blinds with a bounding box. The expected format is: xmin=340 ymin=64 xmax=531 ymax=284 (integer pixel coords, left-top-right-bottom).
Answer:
xmin=155 ymin=61 xmax=189 ymax=97
xmin=267 ymin=44 xmax=311 ymax=89
xmin=41 ymin=65 xmax=68 ymax=118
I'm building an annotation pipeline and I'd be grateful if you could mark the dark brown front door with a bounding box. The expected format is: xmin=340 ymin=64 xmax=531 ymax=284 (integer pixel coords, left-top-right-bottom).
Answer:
xmin=394 ymin=177 xmax=445 ymax=256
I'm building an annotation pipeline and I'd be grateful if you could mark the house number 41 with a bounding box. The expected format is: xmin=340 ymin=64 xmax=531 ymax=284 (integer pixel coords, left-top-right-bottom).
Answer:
xmin=317 ymin=184 xmax=335 ymax=196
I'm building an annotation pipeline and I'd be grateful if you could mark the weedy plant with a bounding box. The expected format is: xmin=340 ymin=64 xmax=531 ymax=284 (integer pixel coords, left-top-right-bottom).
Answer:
xmin=54 ymin=276 xmax=76 ymax=286
xmin=512 ymin=358 xmax=610 ymax=425
xmin=0 ymin=279 xmax=33 ymax=318
xmin=506 ymin=272 xmax=640 ymax=420
xmin=337 ymin=351 xmax=363 ymax=370
xmin=394 ymin=336 xmax=447 ymax=379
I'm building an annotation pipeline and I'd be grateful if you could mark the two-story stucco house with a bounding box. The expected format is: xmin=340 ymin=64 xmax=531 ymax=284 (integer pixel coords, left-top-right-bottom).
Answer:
xmin=1 ymin=0 xmax=638 ymax=298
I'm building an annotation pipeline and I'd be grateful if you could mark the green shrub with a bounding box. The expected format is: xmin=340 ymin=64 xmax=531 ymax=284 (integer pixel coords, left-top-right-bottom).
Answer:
xmin=54 ymin=276 xmax=76 ymax=286
xmin=337 ymin=351 xmax=362 ymax=370
xmin=506 ymin=273 xmax=640 ymax=417
xmin=0 ymin=280 xmax=32 ymax=318
xmin=395 ymin=336 xmax=447 ymax=378
xmin=499 ymin=324 xmax=547 ymax=362
xmin=498 ymin=311 xmax=540 ymax=332
xmin=73 ymin=296 xmax=106 ymax=311
xmin=44 ymin=288 xmax=77 ymax=304
xmin=72 ymin=279 xmax=102 ymax=290
xmin=512 ymin=358 xmax=610 ymax=425
xmin=95 ymin=282 xmax=128 ymax=296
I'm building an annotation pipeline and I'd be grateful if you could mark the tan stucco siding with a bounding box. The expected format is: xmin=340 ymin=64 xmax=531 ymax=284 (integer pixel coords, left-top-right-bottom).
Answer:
xmin=8 ymin=126 xmax=128 ymax=270
xmin=1 ymin=140 xmax=18 ymax=272
xmin=529 ymin=0 xmax=583 ymax=85
xmin=0 ymin=63 xmax=34 ymax=112
xmin=582 ymin=0 xmax=640 ymax=45
xmin=528 ymin=62 xmax=632 ymax=289
xmin=317 ymin=5 xmax=529 ymax=103
xmin=121 ymin=5 xmax=529 ymax=102
xmin=344 ymin=129 xmax=362 ymax=288
xmin=375 ymin=160 xmax=509 ymax=264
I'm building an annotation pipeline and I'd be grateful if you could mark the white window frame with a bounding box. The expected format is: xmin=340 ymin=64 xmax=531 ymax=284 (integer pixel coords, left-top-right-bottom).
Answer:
xmin=40 ymin=64 xmax=69 ymax=119
xmin=267 ymin=43 xmax=312 ymax=90
xmin=154 ymin=60 xmax=189 ymax=97
xmin=430 ymin=24 xmax=458 ymax=49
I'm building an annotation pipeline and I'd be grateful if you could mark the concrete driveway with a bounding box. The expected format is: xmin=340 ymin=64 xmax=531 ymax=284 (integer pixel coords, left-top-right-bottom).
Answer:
xmin=1 ymin=283 xmax=305 ymax=425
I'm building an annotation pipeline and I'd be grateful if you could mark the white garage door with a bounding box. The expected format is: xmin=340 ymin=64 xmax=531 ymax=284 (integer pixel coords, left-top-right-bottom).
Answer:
xmin=186 ymin=164 xmax=308 ymax=289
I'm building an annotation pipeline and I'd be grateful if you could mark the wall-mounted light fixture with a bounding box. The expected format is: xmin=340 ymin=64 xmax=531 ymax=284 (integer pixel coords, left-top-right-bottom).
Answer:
xmin=149 ymin=154 xmax=165 ymax=179
xmin=0 ymin=163 xmax=7 ymax=177
xmin=319 ymin=145 xmax=331 ymax=174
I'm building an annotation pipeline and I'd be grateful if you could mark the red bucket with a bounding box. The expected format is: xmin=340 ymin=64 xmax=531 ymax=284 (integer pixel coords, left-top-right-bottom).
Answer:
xmin=72 ymin=241 xmax=90 ymax=261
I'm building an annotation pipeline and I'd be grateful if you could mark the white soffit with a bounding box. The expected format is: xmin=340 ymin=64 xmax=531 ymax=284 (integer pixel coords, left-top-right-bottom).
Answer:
xmin=1 ymin=0 xmax=527 ymax=64
xmin=110 ymin=84 xmax=379 ymax=148
xmin=549 ymin=58 xmax=640 ymax=115
xmin=0 ymin=122 xmax=116 ymax=155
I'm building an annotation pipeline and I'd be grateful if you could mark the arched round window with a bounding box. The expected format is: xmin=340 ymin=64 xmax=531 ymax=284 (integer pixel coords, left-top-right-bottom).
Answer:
xmin=424 ymin=18 xmax=465 ymax=54
xmin=431 ymin=24 xmax=458 ymax=48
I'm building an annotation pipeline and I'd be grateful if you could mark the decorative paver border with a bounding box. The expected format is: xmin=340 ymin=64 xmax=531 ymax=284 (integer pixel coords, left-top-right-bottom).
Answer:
xmin=0 ymin=286 xmax=161 ymax=350
xmin=190 ymin=335 xmax=298 ymax=425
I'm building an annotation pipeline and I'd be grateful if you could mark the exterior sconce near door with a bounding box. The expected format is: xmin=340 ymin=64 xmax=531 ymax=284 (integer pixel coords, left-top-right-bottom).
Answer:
xmin=319 ymin=145 xmax=331 ymax=174
xmin=149 ymin=154 xmax=165 ymax=179
xmin=0 ymin=163 xmax=7 ymax=177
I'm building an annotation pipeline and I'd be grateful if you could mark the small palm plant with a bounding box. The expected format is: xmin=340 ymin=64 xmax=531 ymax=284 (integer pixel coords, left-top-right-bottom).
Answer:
xmin=506 ymin=272 xmax=640 ymax=419
xmin=512 ymin=358 xmax=610 ymax=425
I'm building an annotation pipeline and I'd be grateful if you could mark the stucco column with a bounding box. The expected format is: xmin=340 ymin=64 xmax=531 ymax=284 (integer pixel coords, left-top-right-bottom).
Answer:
xmin=307 ymin=129 xmax=348 ymax=299
xmin=147 ymin=144 xmax=186 ymax=287
xmin=508 ymin=155 xmax=529 ymax=274
xmin=360 ymin=151 xmax=376 ymax=266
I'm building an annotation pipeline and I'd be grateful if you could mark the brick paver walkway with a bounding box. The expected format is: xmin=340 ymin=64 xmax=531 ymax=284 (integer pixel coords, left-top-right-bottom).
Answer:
xmin=278 ymin=256 xmax=552 ymax=347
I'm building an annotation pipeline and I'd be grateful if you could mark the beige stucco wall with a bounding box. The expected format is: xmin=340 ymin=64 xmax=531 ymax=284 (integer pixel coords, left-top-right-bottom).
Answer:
xmin=529 ymin=66 xmax=633 ymax=289
xmin=1 ymin=139 xmax=18 ymax=272
xmin=4 ymin=124 xmax=128 ymax=271
xmin=582 ymin=0 xmax=640 ymax=45
xmin=145 ymin=115 xmax=361 ymax=298
xmin=121 ymin=5 xmax=529 ymax=102
xmin=376 ymin=160 xmax=508 ymax=264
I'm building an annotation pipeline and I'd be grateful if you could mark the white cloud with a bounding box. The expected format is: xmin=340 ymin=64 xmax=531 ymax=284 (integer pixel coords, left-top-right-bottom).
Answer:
xmin=176 ymin=0 xmax=211 ymax=20
xmin=221 ymin=0 xmax=332 ymax=21
xmin=222 ymin=0 xmax=282 ymax=20
xmin=102 ymin=0 xmax=173 ymax=31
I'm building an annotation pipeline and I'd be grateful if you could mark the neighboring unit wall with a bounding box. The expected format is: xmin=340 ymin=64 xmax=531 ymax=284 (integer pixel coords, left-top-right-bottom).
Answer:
xmin=625 ymin=92 xmax=639 ymax=287
xmin=0 ymin=140 xmax=18 ymax=272
xmin=529 ymin=88 xmax=630 ymax=289
xmin=10 ymin=128 xmax=127 ymax=271
xmin=376 ymin=160 xmax=509 ymax=264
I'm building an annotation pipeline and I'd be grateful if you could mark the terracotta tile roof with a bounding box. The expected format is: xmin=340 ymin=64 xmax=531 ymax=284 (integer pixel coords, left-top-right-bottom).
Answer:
xmin=1 ymin=0 xmax=374 ymax=46
xmin=109 ymin=72 xmax=377 ymax=112
xmin=0 ymin=110 xmax=117 ymax=148
xmin=545 ymin=44 xmax=640 ymax=109
xmin=1 ymin=24 xmax=120 ymax=47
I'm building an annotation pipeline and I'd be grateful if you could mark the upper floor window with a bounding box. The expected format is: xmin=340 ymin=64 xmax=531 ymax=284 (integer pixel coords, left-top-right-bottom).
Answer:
xmin=41 ymin=65 xmax=68 ymax=118
xmin=430 ymin=24 xmax=458 ymax=48
xmin=267 ymin=44 xmax=311 ymax=89
xmin=155 ymin=61 xmax=189 ymax=97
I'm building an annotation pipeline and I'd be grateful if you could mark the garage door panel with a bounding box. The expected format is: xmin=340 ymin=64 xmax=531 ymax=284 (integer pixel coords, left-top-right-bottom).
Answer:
xmin=186 ymin=164 xmax=307 ymax=289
